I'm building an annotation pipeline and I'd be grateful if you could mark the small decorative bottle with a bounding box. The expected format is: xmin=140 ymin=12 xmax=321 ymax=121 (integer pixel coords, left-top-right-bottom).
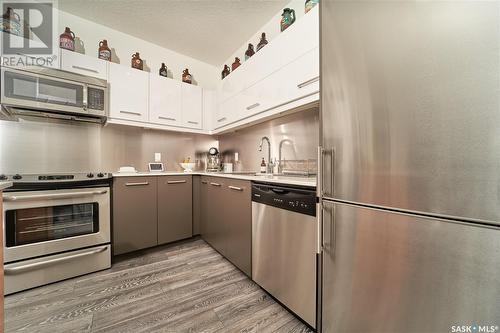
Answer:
xmin=221 ymin=65 xmax=230 ymax=80
xmin=256 ymin=33 xmax=268 ymax=52
xmin=231 ymin=57 xmax=241 ymax=71
xmin=60 ymin=27 xmax=75 ymax=51
xmin=260 ymin=158 xmax=267 ymax=173
xmin=280 ymin=8 xmax=296 ymax=32
xmin=2 ymin=7 xmax=21 ymax=36
xmin=305 ymin=0 xmax=319 ymax=13
xmin=98 ymin=40 xmax=111 ymax=61
xmin=245 ymin=43 xmax=255 ymax=60
xmin=159 ymin=63 xmax=168 ymax=77
xmin=182 ymin=69 xmax=192 ymax=84
xmin=131 ymin=52 xmax=143 ymax=70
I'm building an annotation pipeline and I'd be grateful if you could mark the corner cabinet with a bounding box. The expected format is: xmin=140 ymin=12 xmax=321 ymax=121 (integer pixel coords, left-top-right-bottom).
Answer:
xmin=157 ymin=176 xmax=193 ymax=244
xmin=108 ymin=63 xmax=149 ymax=122
xmin=200 ymin=177 xmax=251 ymax=276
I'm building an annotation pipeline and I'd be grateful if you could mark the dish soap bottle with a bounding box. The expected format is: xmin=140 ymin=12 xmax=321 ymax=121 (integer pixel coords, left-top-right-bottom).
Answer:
xmin=260 ymin=158 xmax=267 ymax=173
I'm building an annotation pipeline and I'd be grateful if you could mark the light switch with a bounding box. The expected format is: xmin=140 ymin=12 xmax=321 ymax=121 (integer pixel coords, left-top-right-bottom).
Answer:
xmin=155 ymin=153 xmax=161 ymax=162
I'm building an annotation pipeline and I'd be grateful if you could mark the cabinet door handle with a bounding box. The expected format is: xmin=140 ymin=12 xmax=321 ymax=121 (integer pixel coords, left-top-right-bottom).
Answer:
xmin=246 ymin=103 xmax=260 ymax=110
xmin=120 ymin=110 xmax=142 ymax=116
xmin=187 ymin=121 xmax=199 ymax=125
xmin=72 ymin=65 xmax=99 ymax=74
xmin=217 ymin=117 xmax=227 ymax=122
xmin=210 ymin=182 xmax=221 ymax=187
xmin=125 ymin=182 xmax=149 ymax=186
xmin=297 ymin=76 xmax=319 ymax=89
xmin=167 ymin=180 xmax=187 ymax=184
xmin=159 ymin=116 xmax=176 ymax=121
xmin=201 ymin=181 xmax=208 ymax=184
xmin=228 ymin=186 xmax=243 ymax=191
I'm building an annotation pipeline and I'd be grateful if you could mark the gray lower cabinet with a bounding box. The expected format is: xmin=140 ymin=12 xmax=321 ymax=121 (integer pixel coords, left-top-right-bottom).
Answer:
xmin=113 ymin=177 xmax=158 ymax=255
xmin=158 ymin=176 xmax=193 ymax=244
xmin=223 ymin=178 xmax=252 ymax=276
xmin=205 ymin=177 xmax=227 ymax=255
xmin=200 ymin=176 xmax=251 ymax=276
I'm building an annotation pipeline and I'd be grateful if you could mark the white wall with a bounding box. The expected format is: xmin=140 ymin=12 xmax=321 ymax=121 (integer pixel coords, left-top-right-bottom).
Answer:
xmin=220 ymin=0 xmax=307 ymax=68
xmin=58 ymin=10 xmax=219 ymax=89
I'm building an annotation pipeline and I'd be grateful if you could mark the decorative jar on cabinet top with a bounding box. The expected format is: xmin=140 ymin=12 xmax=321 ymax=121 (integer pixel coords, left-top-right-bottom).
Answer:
xmin=221 ymin=65 xmax=230 ymax=79
xmin=131 ymin=52 xmax=143 ymax=70
xmin=182 ymin=69 xmax=192 ymax=84
xmin=98 ymin=40 xmax=111 ymax=61
xmin=256 ymin=33 xmax=268 ymax=52
xmin=60 ymin=27 xmax=76 ymax=51
xmin=280 ymin=8 xmax=296 ymax=32
xmin=232 ymin=57 xmax=241 ymax=71
xmin=245 ymin=43 xmax=255 ymax=60
xmin=1 ymin=7 xmax=21 ymax=36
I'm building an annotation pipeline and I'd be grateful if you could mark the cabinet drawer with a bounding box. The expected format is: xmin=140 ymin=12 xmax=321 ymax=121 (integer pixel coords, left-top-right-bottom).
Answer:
xmin=61 ymin=49 xmax=108 ymax=80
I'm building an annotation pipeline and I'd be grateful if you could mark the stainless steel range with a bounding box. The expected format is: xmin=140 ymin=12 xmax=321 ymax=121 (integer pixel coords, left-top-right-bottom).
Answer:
xmin=1 ymin=172 xmax=112 ymax=294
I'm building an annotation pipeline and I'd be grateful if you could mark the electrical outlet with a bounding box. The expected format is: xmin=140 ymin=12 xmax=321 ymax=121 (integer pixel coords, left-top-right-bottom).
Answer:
xmin=155 ymin=153 xmax=161 ymax=162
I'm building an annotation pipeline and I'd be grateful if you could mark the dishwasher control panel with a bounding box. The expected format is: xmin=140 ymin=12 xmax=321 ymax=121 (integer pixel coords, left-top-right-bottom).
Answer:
xmin=251 ymin=182 xmax=316 ymax=216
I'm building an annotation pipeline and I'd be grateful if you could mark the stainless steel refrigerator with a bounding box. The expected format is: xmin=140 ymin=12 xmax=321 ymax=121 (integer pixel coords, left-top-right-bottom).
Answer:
xmin=319 ymin=1 xmax=500 ymax=332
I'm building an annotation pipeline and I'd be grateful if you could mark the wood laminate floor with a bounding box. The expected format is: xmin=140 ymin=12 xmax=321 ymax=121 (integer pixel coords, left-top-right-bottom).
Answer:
xmin=5 ymin=238 xmax=314 ymax=333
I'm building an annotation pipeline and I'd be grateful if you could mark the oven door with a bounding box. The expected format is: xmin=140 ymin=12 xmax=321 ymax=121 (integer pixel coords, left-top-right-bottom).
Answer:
xmin=2 ymin=187 xmax=110 ymax=263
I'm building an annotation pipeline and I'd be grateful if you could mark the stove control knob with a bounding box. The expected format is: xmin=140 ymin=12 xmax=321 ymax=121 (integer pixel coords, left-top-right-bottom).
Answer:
xmin=0 ymin=174 xmax=7 ymax=180
xmin=97 ymin=173 xmax=105 ymax=178
xmin=87 ymin=173 xmax=94 ymax=178
xmin=12 ymin=174 xmax=22 ymax=180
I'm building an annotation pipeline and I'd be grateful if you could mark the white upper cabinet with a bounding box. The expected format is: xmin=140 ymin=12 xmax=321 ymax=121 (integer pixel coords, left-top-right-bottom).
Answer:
xmin=60 ymin=49 xmax=108 ymax=80
xmin=149 ymin=75 xmax=182 ymax=126
xmin=181 ymin=83 xmax=203 ymax=129
xmin=108 ymin=62 xmax=149 ymax=122
xmin=214 ymin=6 xmax=319 ymax=131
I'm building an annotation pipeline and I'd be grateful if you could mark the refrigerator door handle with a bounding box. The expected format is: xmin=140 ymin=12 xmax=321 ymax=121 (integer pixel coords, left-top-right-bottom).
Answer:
xmin=317 ymin=146 xmax=323 ymax=197
xmin=316 ymin=201 xmax=323 ymax=254
xmin=322 ymin=202 xmax=336 ymax=257
xmin=319 ymin=147 xmax=335 ymax=199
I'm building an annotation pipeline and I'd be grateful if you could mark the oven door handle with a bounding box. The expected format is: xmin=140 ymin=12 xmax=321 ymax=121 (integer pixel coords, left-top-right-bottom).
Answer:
xmin=3 ymin=190 xmax=108 ymax=202
xmin=4 ymin=246 xmax=108 ymax=275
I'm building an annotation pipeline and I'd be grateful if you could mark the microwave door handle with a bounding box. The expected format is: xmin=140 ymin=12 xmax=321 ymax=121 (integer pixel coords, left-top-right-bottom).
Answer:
xmin=83 ymin=85 xmax=88 ymax=108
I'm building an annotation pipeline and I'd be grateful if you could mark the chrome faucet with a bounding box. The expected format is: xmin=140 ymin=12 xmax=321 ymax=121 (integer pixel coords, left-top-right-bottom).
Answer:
xmin=258 ymin=136 xmax=274 ymax=173
xmin=278 ymin=139 xmax=294 ymax=174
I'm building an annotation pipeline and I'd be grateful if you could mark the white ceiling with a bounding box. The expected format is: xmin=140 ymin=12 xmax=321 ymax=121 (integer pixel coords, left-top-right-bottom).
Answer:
xmin=58 ymin=0 xmax=289 ymax=66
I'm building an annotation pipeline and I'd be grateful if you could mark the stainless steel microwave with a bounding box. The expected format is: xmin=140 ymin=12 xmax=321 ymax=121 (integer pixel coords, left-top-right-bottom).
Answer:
xmin=0 ymin=66 xmax=108 ymax=122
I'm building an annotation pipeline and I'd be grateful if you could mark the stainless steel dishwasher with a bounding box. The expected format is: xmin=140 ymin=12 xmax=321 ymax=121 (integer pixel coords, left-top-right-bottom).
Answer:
xmin=251 ymin=182 xmax=317 ymax=328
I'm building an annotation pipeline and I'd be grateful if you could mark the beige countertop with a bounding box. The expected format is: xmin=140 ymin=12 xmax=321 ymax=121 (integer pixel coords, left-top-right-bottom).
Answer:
xmin=113 ymin=172 xmax=316 ymax=188
xmin=0 ymin=182 xmax=12 ymax=191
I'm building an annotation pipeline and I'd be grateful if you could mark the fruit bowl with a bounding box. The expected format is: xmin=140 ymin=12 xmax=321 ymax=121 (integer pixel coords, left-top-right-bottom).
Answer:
xmin=179 ymin=162 xmax=196 ymax=172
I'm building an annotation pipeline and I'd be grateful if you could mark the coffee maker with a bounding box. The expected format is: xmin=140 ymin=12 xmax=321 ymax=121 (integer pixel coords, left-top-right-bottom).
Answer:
xmin=206 ymin=147 xmax=221 ymax=172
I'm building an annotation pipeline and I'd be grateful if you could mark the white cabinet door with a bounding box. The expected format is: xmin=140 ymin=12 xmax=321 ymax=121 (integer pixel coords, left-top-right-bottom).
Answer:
xmin=149 ymin=75 xmax=182 ymax=126
xmin=60 ymin=49 xmax=108 ymax=80
xmin=216 ymin=96 xmax=238 ymax=129
xmin=109 ymin=63 xmax=149 ymax=122
xmin=203 ymin=89 xmax=216 ymax=131
xmin=238 ymin=47 xmax=319 ymax=121
xmin=181 ymin=83 xmax=202 ymax=129
xmin=271 ymin=47 xmax=319 ymax=106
